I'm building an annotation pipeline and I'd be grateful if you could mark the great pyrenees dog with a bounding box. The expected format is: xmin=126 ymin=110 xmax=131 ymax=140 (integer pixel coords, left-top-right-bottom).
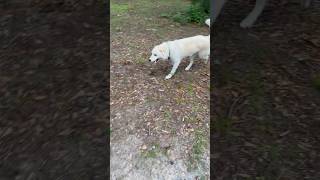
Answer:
xmin=149 ymin=19 xmax=210 ymax=80
xmin=213 ymin=0 xmax=313 ymax=28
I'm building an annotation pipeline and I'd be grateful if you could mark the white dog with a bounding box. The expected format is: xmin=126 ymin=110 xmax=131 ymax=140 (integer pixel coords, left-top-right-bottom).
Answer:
xmin=213 ymin=0 xmax=313 ymax=28
xmin=149 ymin=19 xmax=210 ymax=80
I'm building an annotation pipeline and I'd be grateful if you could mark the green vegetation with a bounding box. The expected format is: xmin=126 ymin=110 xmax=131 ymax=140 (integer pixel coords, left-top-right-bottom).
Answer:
xmin=188 ymin=129 xmax=207 ymax=171
xmin=160 ymin=0 xmax=210 ymax=24
xmin=142 ymin=143 xmax=162 ymax=158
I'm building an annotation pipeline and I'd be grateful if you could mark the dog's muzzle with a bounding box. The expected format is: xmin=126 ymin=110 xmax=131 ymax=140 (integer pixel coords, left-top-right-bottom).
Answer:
xmin=149 ymin=58 xmax=159 ymax=63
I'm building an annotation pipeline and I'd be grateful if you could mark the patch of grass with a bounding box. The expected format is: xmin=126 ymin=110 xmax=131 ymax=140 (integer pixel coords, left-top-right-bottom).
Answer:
xmin=136 ymin=58 xmax=146 ymax=65
xmin=156 ymin=0 xmax=209 ymax=24
xmin=162 ymin=109 xmax=172 ymax=129
xmin=186 ymin=3 xmax=208 ymax=23
xmin=185 ymin=105 xmax=201 ymax=124
xmin=185 ymin=116 xmax=198 ymax=124
xmin=110 ymin=3 xmax=129 ymax=15
xmin=175 ymin=96 xmax=185 ymax=105
xmin=164 ymin=110 xmax=172 ymax=120
xmin=312 ymin=75 xmax=320 ymax=91
xmin=169 ymin=2 xmax=208 ymax=24
xmin=186 ymin=84 xmax=194 ymax=96
xmin=142 ymin=143 xmax=161 ymax=159
xmin=187 ymin=129 xmax=207 ymax=171
xmin=172 ymin=12 xmax=190 ymax=24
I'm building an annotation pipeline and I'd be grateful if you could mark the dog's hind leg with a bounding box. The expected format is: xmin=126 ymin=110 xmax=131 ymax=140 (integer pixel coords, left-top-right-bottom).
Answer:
xmin=199 ymin=50 xmax=210 ymax=64
xmin=165 ymin=60 xmax=181 ymax=80
xmin=240 ymin=0 xmax=267 ymax=28
xmin=213 ymin=0 xmax=227 ymax=23
xmin=185 ymin=55 xmax=195 ymax=71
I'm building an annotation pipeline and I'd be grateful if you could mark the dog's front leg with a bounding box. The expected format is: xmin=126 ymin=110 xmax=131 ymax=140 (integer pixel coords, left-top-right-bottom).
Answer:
xmin=165 ymin=60 xmax=180 ymax=80
xmin=240 ymin=0 xmax=267 ymax=28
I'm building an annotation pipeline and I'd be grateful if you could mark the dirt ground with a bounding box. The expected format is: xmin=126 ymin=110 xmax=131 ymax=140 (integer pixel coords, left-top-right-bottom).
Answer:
xmin=212 ymin=1 xmax=320 ymax=179
xmin=0 ymin=1 xmax=108 ymax=179
xmin=110 ymin=0 xmax=210 ymax=179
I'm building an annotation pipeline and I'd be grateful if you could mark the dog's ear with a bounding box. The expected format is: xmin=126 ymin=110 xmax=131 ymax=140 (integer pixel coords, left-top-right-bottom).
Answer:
xmin=157 ymin=43 xmax=169 ymax=59
xmin=158 ymin=46 xmax=165 ymax=56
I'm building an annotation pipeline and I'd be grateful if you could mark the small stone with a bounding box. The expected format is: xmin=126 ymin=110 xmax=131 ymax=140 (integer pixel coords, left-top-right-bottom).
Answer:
xmin=141 ymin=145 xmax=147 ymax=150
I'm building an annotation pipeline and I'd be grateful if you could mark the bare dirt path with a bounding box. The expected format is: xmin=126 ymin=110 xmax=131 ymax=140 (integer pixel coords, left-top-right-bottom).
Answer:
xmin=110 ymin=0 xmax=210 ymax=179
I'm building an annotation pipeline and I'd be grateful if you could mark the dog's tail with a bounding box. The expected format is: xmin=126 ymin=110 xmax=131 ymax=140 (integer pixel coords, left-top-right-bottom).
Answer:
xmin=205 ymin=19 xmax=210 ymax=27
xmin=205 ymin=19 xmax=210 ymax=38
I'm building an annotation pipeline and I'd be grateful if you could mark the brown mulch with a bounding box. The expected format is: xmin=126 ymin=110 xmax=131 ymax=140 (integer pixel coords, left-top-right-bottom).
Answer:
xmin=0 ymin=1 xmax=108 ymax=179
xmin=212 ymin=1 xmax=320 ymax=179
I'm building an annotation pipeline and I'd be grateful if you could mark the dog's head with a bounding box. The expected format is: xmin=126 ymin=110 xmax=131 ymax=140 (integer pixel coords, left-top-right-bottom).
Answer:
xmin=149 ymin=43 xmax=169 ymax=63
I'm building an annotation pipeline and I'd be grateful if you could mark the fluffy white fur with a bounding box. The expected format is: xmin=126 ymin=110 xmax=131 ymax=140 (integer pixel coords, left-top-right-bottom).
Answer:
xmin=149 ymin=19 xmax=210 ymax=80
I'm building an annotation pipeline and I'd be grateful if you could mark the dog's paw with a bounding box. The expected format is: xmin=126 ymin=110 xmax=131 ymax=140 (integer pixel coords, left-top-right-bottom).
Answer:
xmin=165 ymin=74 xmax=173 ymax=80
xmin=185 ymin=67 xmax=191 ymax=71
xmin=240 ymin=19 xmax=254 ymax=28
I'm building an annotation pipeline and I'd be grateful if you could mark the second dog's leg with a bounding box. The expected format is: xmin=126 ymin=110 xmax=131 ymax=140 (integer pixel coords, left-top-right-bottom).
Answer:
xmin=240 ymin=0 xmax=267 ymax=28
xmin=165 ymin=61 xmax=180 ymax=80
xmin=213 ymin=0 xmax=227 ymax=22
xmin=185 ymin=55 xmax=195 ymax=71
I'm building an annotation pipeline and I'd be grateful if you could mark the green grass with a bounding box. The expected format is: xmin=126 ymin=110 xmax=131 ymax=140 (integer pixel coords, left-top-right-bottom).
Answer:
xmin=184 ymin=105 xmax=201 ymax=124
xmin=111 ymin=0 xmax=208 ymax=26
xmin=162 ymin=109 xmax=172 ymax=129
xmin=110 ymin=3 xmax=129 ymax=15
xmin=141 ymin=143 xmax=162 ymax=158
xmin=136 ymin=58 xmax=146 ymax=65
xmin=160 ymin=1 xmax=209 ymax=24
xmin=164 ymin=110 xmax=172 ymax=120
xmin=110 ymin=0 xmax=189 ymax=34
xmin=187 ymin=129 xmax=207 ymax=171
xmin=186 ymin=84 xmax=195 ymax=96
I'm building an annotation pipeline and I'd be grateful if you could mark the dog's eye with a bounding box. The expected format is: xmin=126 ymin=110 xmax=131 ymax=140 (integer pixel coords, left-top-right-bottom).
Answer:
xmin=154 ymin=54 xmax=157 ymax=56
